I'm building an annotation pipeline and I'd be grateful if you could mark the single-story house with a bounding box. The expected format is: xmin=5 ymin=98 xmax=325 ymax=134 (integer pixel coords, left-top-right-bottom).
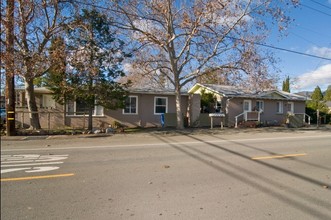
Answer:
xmin=14 ymin=87 xmax=200 ymax=129
xmin=14 ymin=84 xmax=311 ymax=130
xmin=188 ymin=83 xmax=310 ymax=128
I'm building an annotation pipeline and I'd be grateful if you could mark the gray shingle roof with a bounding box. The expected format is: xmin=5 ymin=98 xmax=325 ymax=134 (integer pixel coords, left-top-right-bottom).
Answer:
xmin=195 ymin=83 xmax=307 ymax=101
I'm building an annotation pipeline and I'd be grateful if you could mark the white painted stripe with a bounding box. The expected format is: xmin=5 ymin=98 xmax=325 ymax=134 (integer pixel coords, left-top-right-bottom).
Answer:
xmin=1 ymin=167 xmax=60 ymax=174
xmin=1 ymin=168 xmax=30 ymax=174
xmin=25 ymin=166 xmax=60 ymax=173
xmin=1 ymin=134 xmax=330 ymax=152
xmin=1 ymin=161 xmax=63 ymax=167
xmin=1 ymin=158 xmax=68 ymax=164
xmin=1 ymin=155 xmax=68 ymax=164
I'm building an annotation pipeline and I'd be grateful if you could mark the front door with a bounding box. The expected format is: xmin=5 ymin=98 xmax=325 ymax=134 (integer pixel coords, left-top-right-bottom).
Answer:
xmin=243 ymin=100 xmax=252 ymax=121
xmin=243 ymin=100 xmax=252 ymax=112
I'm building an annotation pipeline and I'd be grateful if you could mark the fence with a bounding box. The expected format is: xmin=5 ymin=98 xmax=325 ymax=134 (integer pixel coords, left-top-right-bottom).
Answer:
xmin=14 ymin=110 xmax=97 ymax=131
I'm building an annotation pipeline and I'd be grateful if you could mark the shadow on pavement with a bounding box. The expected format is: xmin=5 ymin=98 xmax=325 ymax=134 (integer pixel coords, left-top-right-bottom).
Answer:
xmin=152 ymin=133 xmax=331 ymax=220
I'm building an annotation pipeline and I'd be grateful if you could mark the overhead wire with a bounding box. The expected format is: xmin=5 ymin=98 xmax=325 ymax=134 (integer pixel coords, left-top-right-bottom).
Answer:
xmin=307 ymin=0 xmax=331 ymax=11
xmin=300 ymin=3 xmax=331 ymax=17
xmin=226 ymin=36 xmax=331 ymax=61
xmin=294 ymin=25 xmax=331 ymax=40
xmin=69 ymin=0 xmax=331 ymax=61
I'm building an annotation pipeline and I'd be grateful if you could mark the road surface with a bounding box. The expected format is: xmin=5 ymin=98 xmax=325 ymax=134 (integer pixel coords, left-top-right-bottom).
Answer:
xmin=1 ymin=129 xmax=331 ymax=219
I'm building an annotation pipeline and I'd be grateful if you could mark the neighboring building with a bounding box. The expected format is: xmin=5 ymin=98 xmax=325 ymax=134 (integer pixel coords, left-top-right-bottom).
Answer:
xmin=188 ymin=83 xmax=310 ymax=128
xmin=14 ymin=87 xmax=200 ymax=129
xmin=295 ymin=91 xmax=312 ymax=100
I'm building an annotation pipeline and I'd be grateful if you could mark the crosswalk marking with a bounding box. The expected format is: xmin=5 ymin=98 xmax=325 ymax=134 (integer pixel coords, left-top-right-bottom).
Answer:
xmin=1 ymin=154 xmax=69 ymax=174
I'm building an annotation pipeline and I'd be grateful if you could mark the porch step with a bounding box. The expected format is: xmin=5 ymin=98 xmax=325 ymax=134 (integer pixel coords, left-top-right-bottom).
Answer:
xmin=288 ymin=115 xmax=304 ymax=128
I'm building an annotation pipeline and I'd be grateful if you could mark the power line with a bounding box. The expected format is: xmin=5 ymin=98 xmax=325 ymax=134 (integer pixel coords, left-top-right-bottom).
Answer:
xmin=290 ymin=32 xmax=317 ymax=45
xmin=308 ymin=0 xmax=331 ymax=11
xmin=254 ymin=42 xmax=331 ymax=61
xmin=301 ymin=3 xmax=331 ymax=17
xmin=226 ymin=36 xmax=331 ymax=61
xmin=70 ymin=0 xmax=331 ymax=61
xmin=295 ymin=24 xmax=331 ymax=40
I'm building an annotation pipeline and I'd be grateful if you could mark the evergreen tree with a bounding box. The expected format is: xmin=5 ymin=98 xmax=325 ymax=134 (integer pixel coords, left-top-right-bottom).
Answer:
xmin=282 ymin=81 xmax=286 ymax=92
xmin=46 ymin=37 xmax=71 ymax=105
xmin=324 ymin=85 xmax=331 ymax=101
xmin=282 ymin=76 xmax=290 ymax=93
xmin=65 ymin=9 xmax=131 ymax=131
xmin=45 ymin=36 xmax=73 ymax=125
xmin=307 ymin=86 xmax=327 ymax=112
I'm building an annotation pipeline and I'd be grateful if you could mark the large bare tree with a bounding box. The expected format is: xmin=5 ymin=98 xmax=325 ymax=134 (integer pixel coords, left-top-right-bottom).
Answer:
xmin=1 ymin=0 xmax=78 ymax=129
xmin=108 ymin=0 xmax=298 ymax=129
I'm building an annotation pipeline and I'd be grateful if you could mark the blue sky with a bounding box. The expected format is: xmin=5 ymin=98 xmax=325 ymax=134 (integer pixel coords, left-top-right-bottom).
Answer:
xmin=267 ymin=0 xmax=331 ymax=92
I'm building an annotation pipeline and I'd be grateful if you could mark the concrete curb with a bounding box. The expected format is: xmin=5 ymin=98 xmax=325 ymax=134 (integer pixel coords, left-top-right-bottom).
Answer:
xmin=1 ymin=125 xmax=330 ymax=141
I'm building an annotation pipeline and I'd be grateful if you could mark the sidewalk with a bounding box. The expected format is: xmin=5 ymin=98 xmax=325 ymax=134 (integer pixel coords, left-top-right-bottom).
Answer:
xmin=1 ymin=125 xmax=330 ymax=141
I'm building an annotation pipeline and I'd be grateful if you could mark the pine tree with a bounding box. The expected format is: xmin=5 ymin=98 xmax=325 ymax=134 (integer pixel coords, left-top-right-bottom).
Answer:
xmin=46 ymin=37 xmax=70 ymax=105
xmin=65 ymin=9 xmax=131 ymax=131
xmin=282 ymin=76 xmax=290 ymax=93
xmin=324 ymin=85 xmax=331 ymax=101
xmin=307 ymin=86 xmax=327 ymax=112
xmin=45 ymin=37 xmax=72 ymax=126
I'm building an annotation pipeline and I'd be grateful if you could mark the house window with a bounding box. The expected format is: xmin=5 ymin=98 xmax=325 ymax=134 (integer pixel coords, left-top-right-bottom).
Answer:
xmin=66 ymin=99 xmax=104 ymax=116
xmin=255 ymin=101 xmax=264 ymax=112
xmin=123 ymin=96 xmax=138 ymax=114
xmin=276 ymin=101 xmax=283 ymax=113
xmin=215 ymin=101 xmax=222 ymax=113
xmin=75 ymin=99 xmax=89 ymax=115
xmin=42 ymin=94 xmax=56 ymax=109
xmin=287 ymin=102 xmax=294 ymax=114
xmin=154 ymin=97 xmax=168 ymax=114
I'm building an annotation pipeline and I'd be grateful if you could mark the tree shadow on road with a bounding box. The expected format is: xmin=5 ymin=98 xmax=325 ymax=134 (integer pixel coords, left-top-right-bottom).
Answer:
xmin=208 ymin=134 xmax=331 ymax=172
xmin=152 ymin=133 xmax=331 ymax=220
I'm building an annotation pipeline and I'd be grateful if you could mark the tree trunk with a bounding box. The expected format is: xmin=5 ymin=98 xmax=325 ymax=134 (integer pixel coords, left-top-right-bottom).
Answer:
xmin=5 ymin=0 xmax=16 ymax=136
xmin=175 ymin=85 xmax=184 ymax=130
xmin=24 ymin=77 xmax=41 ymax=129
xmin=64 ymin=96 xmax=70 ymax=127
xmin=88 ymin=106 xmax=93 ymax=131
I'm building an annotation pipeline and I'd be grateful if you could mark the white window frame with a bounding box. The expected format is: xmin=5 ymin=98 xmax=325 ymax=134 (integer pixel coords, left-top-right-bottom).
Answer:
xmin=66 ymin=99 xmax=104 ymax=116
xmin=276 ymin=101 xmax=283 ymax=114
xmin=287 ymin=102 xmax=294 ymax=114
xmin=42 ymin=94 xmax=56 ymax=109
xmin=123 ymin=96 xmax=138 ymax=115
xmin=256 ymin=100 xmax=264 ymax=112
xmin=243 ymin=100 xmax=252 ymax=112
xmin=154 ymin=97 xmax=168 ymax=115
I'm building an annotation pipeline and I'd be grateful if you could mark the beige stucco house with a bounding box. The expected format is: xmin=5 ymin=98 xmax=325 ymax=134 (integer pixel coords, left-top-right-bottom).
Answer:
xmin=15 ymin=87 xmax=200 ymax=129
xmin=188 ymin=83 xmax=310 ymax=128
xmin=14 ymin=83 xmax=311 ymax=130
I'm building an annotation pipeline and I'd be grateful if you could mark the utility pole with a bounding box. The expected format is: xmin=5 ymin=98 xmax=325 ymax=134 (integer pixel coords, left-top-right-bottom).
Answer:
xmin=5 ymin=0 xmax=16 ymax=136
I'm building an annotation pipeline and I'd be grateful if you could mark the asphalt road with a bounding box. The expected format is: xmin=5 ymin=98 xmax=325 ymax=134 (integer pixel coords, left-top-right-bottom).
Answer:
xmin=1 ymin=129 xmax=331 ymax=220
